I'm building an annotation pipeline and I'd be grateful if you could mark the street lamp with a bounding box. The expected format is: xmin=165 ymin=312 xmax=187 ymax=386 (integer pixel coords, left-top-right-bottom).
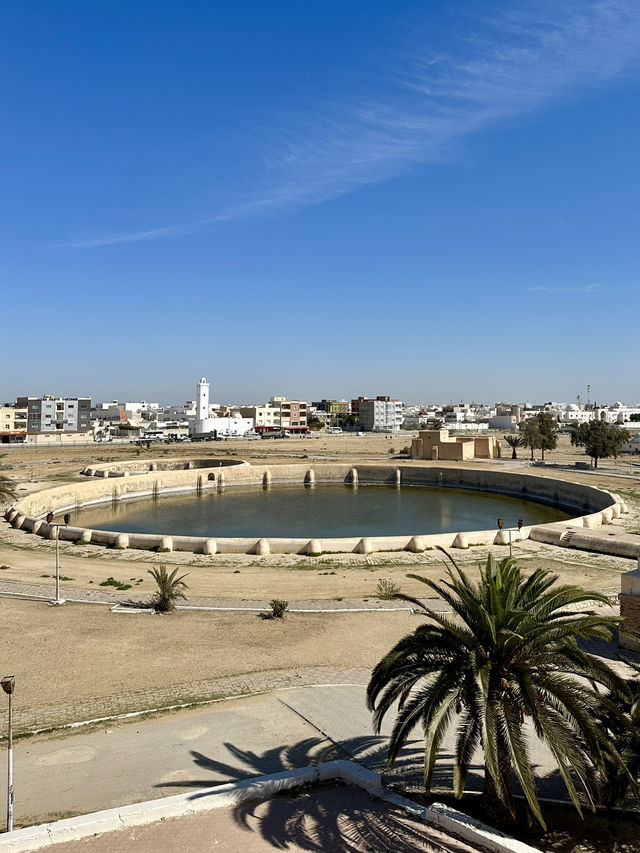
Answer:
xmin=1 ymin=676 xmax=15 ymax=833
xmin=45 ymin=512 xmax=66 ymax=606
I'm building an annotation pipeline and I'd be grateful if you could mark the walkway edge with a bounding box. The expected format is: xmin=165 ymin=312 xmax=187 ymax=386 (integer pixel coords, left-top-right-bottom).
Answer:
xmin=0 ymin=759 xmax=541 ymax=853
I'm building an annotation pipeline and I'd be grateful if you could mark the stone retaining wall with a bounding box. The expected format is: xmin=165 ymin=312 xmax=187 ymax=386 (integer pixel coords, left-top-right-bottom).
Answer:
xmin=5 ymin=462 xmax=621 ymax=556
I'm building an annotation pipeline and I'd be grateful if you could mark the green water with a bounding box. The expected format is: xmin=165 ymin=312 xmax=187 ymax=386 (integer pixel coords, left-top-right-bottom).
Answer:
xmin=68 ymin=484 xmax=571 ymax=538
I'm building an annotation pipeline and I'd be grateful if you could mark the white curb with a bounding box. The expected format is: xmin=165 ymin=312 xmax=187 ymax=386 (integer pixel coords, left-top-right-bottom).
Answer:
xmin=0 ymin=759 xmax=541 ymax=852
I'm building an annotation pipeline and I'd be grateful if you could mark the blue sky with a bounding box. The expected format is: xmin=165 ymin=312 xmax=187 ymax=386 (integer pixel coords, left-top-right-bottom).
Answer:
xmin=1 ymin=1 xmax=639 ymax=405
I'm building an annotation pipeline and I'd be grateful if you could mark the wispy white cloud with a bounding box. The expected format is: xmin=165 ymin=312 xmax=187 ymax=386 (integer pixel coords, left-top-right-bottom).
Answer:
xmin=526 ymin=283 xmax=603 ymax=293
xmin=526 ymin=282 xmax=639 ymax=293
xmin=64 ymin=1 xmax=640 ymax=249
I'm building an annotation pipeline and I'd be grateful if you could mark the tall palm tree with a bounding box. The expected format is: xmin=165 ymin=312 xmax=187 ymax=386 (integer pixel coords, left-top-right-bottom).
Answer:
xmin=0 ymin=454 xmax=17 ymax=506
xmin=148 ymin=565 xmax=189 ymax=612
xmin=367 ymin=551 xmax=631 ymax=828
xmin=503 ymin=435 xmax=524 ymax=459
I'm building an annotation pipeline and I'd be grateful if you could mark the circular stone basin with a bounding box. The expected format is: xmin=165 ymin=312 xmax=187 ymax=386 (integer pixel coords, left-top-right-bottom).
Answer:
xmin=65 ymin=484 xmax=571 ymax=539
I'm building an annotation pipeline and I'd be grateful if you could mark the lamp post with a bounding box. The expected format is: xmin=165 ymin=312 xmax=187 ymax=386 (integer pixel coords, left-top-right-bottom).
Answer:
xmin=45 ymin=512 xmax=67 ymax=606
xmin=1 ymin=676 xmax=15 ymax=833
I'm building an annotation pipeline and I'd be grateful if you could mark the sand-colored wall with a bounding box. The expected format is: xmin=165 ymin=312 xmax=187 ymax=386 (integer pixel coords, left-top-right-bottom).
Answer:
xmin=4 ymin=462 xmax=620 ymax=556
xmin=620 ymin=568 xmax=640 ymax=651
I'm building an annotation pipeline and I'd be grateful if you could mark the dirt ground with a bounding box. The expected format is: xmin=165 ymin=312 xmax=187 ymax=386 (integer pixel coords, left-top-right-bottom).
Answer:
xmin=0 ymin=598 xmax=412 ymax=735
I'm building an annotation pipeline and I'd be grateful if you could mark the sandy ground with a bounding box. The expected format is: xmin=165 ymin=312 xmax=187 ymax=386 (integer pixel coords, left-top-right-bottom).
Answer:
xmin=0 ymin=434 xmax=638 ymax=733
xmin=0 ymin=597 xmax=414 ymax=734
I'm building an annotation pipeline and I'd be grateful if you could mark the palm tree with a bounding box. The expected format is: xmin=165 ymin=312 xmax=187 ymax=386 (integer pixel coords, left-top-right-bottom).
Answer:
xmin=597 ymin=660 xmax=640 ymax=808
xmin=148 ymin=565 xmax=189 ymax=612
xmin=503 ymin=434 xmax=524 ymax=459
xmin=367 ymin=551 xmax=631 ymax=828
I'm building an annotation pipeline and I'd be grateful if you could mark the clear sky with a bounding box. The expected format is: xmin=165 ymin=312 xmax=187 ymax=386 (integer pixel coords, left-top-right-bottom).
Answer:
xmin=2 ymin=1 xmax=639 ymax=406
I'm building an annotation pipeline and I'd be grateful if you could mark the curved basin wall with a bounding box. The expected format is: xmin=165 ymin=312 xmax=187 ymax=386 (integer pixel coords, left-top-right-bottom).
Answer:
xmin=5 ymin=462 xmax=620 ymax=556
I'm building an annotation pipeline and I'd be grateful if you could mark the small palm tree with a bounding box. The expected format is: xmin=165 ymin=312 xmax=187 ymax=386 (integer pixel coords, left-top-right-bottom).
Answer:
xmin=0 ymin=454 xmax=17 ymax=506
xmin=503 ymin=434 xmax=524 ymax=460
xmin=148 ymin=565 xmax=189 ymax=612
xmin=367 ymin=551 xmax=631 ymax=828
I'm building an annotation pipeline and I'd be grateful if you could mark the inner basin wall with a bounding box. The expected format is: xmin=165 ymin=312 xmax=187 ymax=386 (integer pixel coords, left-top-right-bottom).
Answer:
xmin=5 ymin=462 xmax=618 ymax=555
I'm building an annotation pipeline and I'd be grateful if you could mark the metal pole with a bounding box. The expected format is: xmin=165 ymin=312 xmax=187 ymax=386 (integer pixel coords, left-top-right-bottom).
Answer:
xmin=7 ymin=690 xmax=12 ymax=833
xmin=55 ymin=528 xmax=60 ymax=603
xmin=509 ymin=529 xmax=512 ymax=557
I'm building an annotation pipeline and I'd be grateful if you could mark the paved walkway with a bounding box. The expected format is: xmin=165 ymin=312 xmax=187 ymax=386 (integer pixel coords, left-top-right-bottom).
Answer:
xmin=0 ymin=577 xmax=443 ymax=612
xmin=5 ymin=666 xmax=371 ymax=736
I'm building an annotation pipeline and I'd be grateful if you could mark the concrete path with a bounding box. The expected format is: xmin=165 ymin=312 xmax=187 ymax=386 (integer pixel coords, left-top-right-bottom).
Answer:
xmin=0 ymin=577 xmax=444 ymax=612
xmin=2 ymin=693 xmax=343 ymax=828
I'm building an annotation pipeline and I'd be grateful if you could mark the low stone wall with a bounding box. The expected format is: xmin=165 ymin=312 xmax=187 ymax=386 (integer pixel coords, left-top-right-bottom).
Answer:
xmin=81 ymin=457 xmax=245 ymax=478
xmin=5 ymin=463 xmax=621 ymax=556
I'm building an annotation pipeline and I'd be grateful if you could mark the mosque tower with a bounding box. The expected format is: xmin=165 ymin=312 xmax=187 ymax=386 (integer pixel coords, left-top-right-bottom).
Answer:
xmin=196 ymin=376 xmax=210 ymax=430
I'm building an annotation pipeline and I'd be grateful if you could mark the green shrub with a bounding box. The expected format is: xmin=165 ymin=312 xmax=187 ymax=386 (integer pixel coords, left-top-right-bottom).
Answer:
xmin=99 ymin=576 xmax=133 ymax=591
xmin=268 ymin=599 xmax=289 ymax=619
xmin=376 ymin=578 xmax=401 ymax=600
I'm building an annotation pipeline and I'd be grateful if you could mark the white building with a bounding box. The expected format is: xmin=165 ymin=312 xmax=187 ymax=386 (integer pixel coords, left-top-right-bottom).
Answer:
xmin=190 ymin=377 xmax=253 ymax=437
xmin=358 ymin=399 xmax=403 ymax=432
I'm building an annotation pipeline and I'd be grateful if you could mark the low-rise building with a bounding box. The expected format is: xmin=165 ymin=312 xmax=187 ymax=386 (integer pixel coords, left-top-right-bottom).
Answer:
xmin=0 ymin=405 xmax=27 ymax=443
xmin=311 ymin=399 xmax=349 ymax=427
xmin=411 ymin=428 xmax=500 ymax=461
xmin=238 ymin=404 xmax=282 ymax=431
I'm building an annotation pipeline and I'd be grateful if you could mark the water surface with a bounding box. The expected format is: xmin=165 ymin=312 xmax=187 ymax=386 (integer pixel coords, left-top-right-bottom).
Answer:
xmin=68 ymin=484 xmax=571 ymax=539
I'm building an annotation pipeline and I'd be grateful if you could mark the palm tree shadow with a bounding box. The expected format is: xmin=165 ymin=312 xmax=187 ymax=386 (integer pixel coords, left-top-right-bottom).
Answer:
xmin=229 ymin=782 xmax=475 ymax=853
xmin=578 ymin=630 xmax=640 ymax=664
xmin=154 ymin=734 xmax=484 ymax=804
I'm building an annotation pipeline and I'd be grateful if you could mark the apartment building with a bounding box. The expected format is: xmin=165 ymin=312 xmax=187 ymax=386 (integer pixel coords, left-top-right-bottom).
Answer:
xmin=357 ymin=397 xmax=403 ymax=432
xmin=0 ymin=405 xmax=27 ymax=443
xmin=270 ymin=397 xmax=307 ymax=432
xmin=238 ymin=404 xmax=281 ymax=430
xmin=16 ymin=395 xmax=92 ymax=433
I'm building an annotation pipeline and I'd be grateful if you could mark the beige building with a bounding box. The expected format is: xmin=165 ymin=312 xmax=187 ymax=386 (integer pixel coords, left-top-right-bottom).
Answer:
xmin=0 ymin=406 xmax=27 ymax=443
xmin=238 ymin=404 xmax=281 ymax=430
xmin=411 ymin=429 xmax=500 ymax=461
xmin=272 ymin=397 xmax=307 ymax=431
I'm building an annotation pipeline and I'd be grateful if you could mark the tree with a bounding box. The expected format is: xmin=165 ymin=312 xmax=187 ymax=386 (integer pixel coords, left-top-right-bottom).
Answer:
xmin=597 ymin=661 xmax=640 ymax=808
xmin=503 ymin=434 xmax=524 ymax=459
xmin=518 ymin=419 xmax=541 ymax=461
xmin=148 ymin=565 xmax=189 ymax=612
xmin=366 ymin=551 xmax=630 ymax=829
xmin=571 ymin=420 xmax=628 ymax=468
xmin=0 ymin=454 xmax=17 ymax=506
xmin=535 ymin=412 xmax=558 ymax=461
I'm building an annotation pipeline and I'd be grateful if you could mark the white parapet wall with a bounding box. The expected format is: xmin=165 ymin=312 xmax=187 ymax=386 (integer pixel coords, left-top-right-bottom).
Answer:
xmin=5 ymin=462 xmax=618 ymax=556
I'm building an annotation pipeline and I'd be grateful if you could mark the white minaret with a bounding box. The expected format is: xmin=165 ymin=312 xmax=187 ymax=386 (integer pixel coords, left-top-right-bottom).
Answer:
xmin=196 ymin=376 xmax=210 ymax=426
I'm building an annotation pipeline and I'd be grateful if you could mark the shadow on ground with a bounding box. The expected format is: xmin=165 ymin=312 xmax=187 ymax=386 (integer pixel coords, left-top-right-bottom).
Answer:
xmin=229 ymin=782 xmax=476 ymax=853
